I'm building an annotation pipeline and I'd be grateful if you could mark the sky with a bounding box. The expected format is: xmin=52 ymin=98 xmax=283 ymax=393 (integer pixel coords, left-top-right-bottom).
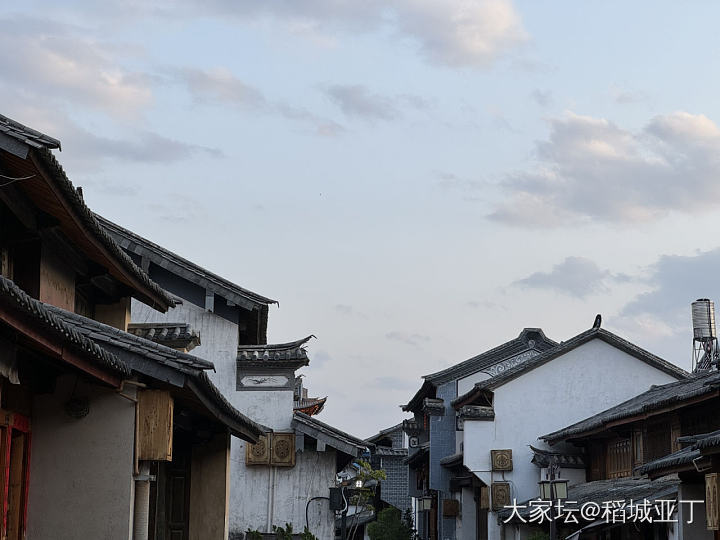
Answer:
xmin=4 ymin=1 xmax=720 ymax=437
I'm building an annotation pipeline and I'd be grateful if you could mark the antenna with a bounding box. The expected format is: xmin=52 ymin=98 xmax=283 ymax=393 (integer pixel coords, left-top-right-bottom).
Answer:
xmin=691 ymin=299 xmax=718 ymax=372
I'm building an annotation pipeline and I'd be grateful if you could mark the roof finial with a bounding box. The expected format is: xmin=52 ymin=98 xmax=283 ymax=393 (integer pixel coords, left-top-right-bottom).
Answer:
xmin=593 ymin=314 xmax=602 ymax=329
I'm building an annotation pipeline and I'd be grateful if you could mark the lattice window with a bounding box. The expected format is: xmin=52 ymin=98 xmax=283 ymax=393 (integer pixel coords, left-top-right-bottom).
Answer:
xmin=607 ymin=438 xmax=632 ymax=479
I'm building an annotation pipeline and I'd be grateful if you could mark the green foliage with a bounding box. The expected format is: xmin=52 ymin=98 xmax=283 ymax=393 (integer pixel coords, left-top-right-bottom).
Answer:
xmin=245 ymin=523 xmax=317 ymax=540
xmin=299 ymin=527 xmax=318 ymax=540
xmin=366 ymin=508 xmax=413 ymax=540
xmin=272 ymin=523 xmax=293 ymax=540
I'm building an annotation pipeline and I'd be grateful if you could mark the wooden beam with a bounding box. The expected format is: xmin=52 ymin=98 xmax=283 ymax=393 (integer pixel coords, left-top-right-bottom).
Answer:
xmin=0 ymin=184 xmax=36 ymax=231
xmin=0 ymin=303 xmax=122 ymax=387
xmin=90 ymin=274 xmax=119 ymax=298
xmin=28 ymin=151 xmax=170 ymax=312
xmin=39 ymin=228 xmax=88 ymax=275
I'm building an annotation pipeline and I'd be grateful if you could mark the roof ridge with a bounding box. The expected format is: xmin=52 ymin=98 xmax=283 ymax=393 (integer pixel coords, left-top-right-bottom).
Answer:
xmin=96 ymin=214 xmax=277 ymax=306
xmin=0 ymin=275 xmax=129 ymax=377
xmin=422 ymin=327 xmax=556 ymax=382
xmin=45 ymin=305 xmax=214 ymax=371
xmin=31 ymin=148 xmax=175 ymax=310
xmin=0 ymin=113 xmax=61 ymax=150
xmin=238 ymin=335 xmax=314 ymax=351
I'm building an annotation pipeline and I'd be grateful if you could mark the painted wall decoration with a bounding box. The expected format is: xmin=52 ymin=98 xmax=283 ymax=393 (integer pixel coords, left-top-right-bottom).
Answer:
xmin=491 ymin=449 xmax=513 ymax=471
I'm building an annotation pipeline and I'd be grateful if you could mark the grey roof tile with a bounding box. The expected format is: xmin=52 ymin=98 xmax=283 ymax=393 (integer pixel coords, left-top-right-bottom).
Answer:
xmin=96 ymin=214 xmax=276 ymax=309
xmin=293 ymin=411 xmax=368 ymax=456
xmin=454 ymin=326 xmax=689 ymax=408
xmin=498 ymin=477 xmax=680 ymax=523
xmin=542 ymin=371 xmax=719 ymax=443
xmin=404 ymin=328 xmax=556 ymax=411
xmin=0 ymin=113 xmax=61 ymax=150
xmin=128 ymin=322 xmax=201 ymax=351
xmin=237 ymin=336 xmax=313 ymax=368
xmin=47 ymin=306 xmax=213 ymax=373
xmin=0 ymin=275 xmax=129 ymax=377
xmin=30 ymin=147 xmax=176 ymax=311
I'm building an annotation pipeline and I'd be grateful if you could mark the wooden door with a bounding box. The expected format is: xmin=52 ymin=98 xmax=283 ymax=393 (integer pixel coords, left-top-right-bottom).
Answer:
xmin=0 ymin=413 xmax=31 ymax=540
xmin=429 ymin=495 xmax=437 ymax=540
xmin=165 ymin=436 xmax=191 ymax=540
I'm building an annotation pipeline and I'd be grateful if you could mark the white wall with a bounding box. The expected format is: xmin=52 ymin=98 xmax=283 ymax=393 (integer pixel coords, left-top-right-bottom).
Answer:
xmin=229 ymin=443 xmax=337 ymax=538
xmin=27 ymin=375 xmax=136 ymax=540
xmin=462 ymin=339 xmax=682 ymax=539
xmin=457 ymin=371 xmax=491 ymax=397
xmin=457 ymin=488 xmax=476 ymax=540
xmin=132 ymin=300 xmax=337 ymax=540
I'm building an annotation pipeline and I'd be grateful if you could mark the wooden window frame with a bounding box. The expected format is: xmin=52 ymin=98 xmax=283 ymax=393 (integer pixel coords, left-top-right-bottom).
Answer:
xmin=0 ymin=410 xmax=31 ymax=540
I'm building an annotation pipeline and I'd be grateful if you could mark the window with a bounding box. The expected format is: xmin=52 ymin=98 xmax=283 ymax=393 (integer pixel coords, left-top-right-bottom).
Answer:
xmin=0 ymin=412 xmax=31 ymax=540
xmin=607 ymin=438 xmax=632 ymax=479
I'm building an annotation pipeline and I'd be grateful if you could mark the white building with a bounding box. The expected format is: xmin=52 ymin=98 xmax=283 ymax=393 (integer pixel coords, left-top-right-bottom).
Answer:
xmin=404 ymin=321 xmax=689 ymax=540
xmin=100 ymin=217 xmax=367 ymax=540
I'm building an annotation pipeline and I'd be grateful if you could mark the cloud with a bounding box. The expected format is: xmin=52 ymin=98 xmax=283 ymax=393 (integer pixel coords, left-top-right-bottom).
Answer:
xmin=610 ymin=85 xmax=649 ymax=105
xmin=148 ymin=0 xmax=527 ymax=68
xmin=391 ymin=0 xmax=527 ymax=67
xmin=491 ymin=111 xmax=720 ymax=226
xmin=173 ymin=67 xmax=344 ymax=136
xmin=71 ymin=128 xmax=222 ymax=163
xmin=324 ymin=84 xmax=431 ymax=121
xmin=385 ymin=331 xmax=431 ymax=347
xmin=514 ymin=256 xmax=633 ymax=299
xmin=175 ymin=67 xmax=266 ymax=109
xmin=275 ymin=103 xmax=345 ymax=137
xmin=0 ymin=16 xmax=152 ymax=115
xmin=622 ymin=249 xmax=720 ymax=329
xmin=0 ymin=90 xmax=220 ymax=172
xmin=531 ymin=89 xmax=553 ymax=107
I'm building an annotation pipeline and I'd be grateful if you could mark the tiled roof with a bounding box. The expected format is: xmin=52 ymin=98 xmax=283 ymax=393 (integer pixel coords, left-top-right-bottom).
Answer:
xmin=293 ymin=412 xmax=368 ymax=457
xmin=458 ymin=405 xmax=495 ymax=420
xmin=694 ymin=429 xmax=720 ymax=450
xmin=529 ymin=445 xmax=586 ymax=469
xmin=636 ymin=446 xmax=700 ymax=476
xmin=44 ymin=304 xmax=264 ymax=441
xmin=128 ymin=322 xmax=201 ymax=351
xmin=366 ymin=423 xmax=404 ymax=444
xmin=0 ymin=275 xmax=129 ymax=378
xmin=0 ymin=116 xmax=175 ymax=311
xmin=293 ymin=396 xmax=327 ymax=416
xmin=97 ymin=214 xmax=276 ymax=310
xmin=0 ymin=113 xmax=61 ymax=150
xmin=498 ymin=477 xmax=680 ymax=523
xmin=187 ymin=371 xmax=266 ymax=440
xmin=47 ymin=307 xmax=213 ymax=373
xmin=404 ymin=328 xmax=556 ymax=411
xmin=454 ymin=326 xmax=689 ymax=408
xmin=404 ymin=444 xmax=429 ymax=466
xmin=424 ymin=328 xmax=557 ymax=384
xmin=636 ymin=429 xmax=720 ymax=476
xmin=542 ymin=371 xmax=720 ymax=443
xmin=439 ymin=452 xmax=463 ymax=468
xmin=237 ymin=336 xmax=313 ymax=368
xmin=374 ymin=446 xmax=408 ymax=457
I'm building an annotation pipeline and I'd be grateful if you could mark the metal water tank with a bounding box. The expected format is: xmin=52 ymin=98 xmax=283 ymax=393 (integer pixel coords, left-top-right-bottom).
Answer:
xmin=692 ymin=298 xmax=716 ymax=341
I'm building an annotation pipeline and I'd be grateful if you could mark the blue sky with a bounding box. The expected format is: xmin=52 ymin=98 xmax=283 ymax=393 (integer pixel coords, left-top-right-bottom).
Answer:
xmin=4 ymin=1 xmax=720 ymax=436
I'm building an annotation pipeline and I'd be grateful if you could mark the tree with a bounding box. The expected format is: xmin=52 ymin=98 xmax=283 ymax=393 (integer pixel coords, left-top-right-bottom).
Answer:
xmin=366 ymin=508 xmax=413 ymax=540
